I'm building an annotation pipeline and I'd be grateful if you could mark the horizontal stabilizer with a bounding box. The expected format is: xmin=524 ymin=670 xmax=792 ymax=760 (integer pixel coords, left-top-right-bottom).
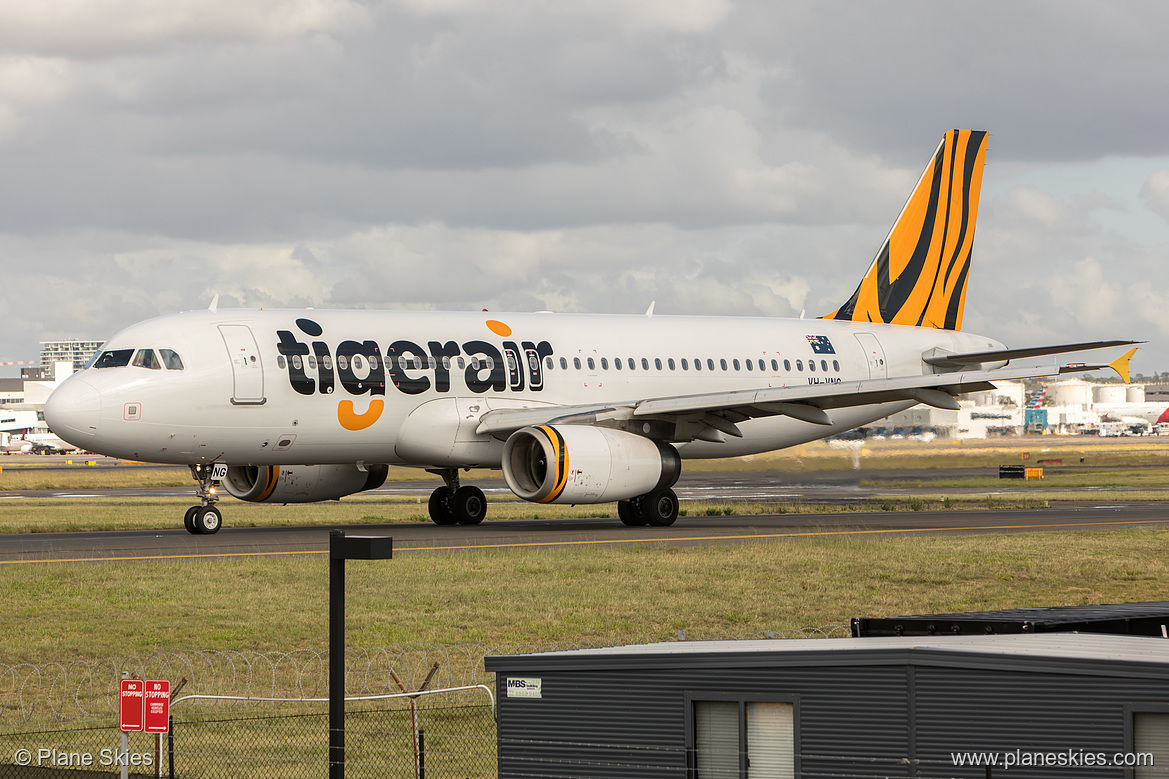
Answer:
xmin=923 ymin=340 xmax=1143 ymax=368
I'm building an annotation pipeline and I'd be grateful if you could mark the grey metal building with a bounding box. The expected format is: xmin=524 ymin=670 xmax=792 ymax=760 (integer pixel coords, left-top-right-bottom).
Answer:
xmin=485 ymin=633 xmax=1169 ymax=778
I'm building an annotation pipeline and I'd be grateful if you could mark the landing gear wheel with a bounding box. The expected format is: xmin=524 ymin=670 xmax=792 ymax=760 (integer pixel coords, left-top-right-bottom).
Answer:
xmin=618 ymin=499 xmax=648 ymax=526
xmin=428 ymin=487 xmax=458 ymax=525
xmin=452 ymin=486 xmax=487 ymax=525
xmin=643 ymin=488 xmax=679 ymax=527
xmin=184 ymin=506 xmax=199 ymax=534
xmin=193 ymin=506 xmax=222 ymax=534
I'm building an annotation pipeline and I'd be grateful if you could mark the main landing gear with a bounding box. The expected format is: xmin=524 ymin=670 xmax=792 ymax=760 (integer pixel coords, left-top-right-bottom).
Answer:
xmin=185 ymin=463 xmax=223 ymax=535
xmin=617 ymin=488 xmax=680 ymax=527
xmin=426 ymin=468 xmax=487 ymax=526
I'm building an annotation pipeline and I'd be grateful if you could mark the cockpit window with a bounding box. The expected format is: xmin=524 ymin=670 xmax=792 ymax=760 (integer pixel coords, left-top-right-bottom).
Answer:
xmin=133 ymin=349 xmax=161 ymax=370
xmin=159 ymin=349 xmax=184 ymax=370
xmin=93 ymin=349 xmax=134 ymax=369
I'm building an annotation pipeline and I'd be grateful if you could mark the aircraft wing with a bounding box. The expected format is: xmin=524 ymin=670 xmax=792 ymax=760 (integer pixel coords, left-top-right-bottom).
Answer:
xmin=922 ymin=340 xmax=1142 ymax=367
xmin=475 ymin=362 xmax=1075 ymax=440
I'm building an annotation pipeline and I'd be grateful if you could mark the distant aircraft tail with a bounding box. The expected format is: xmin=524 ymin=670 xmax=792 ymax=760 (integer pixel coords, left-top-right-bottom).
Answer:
xmin=824 ymin=129 xmax=988 ymax=330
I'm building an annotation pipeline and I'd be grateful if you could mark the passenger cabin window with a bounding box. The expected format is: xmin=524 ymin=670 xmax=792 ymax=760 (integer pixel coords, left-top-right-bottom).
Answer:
xmin=745 ymin=360 xmax=752 ymax=371
xmin=707 ymin=359 xmax=715 ymax=371
xmin=681 ymin=359 xmax=689 ymax=370
xmin=614 ymin=358 xmax=622 ymax=370
xmin=574 ymin=357 xmax=581 ymax=369
xmin=796 ymin=360 xmax=803 ymax=371
xmin=93 ymin=349 xmax=134 ymax=369
xmin=821 ymin=360 xmax=828 ymax=371
xmin=809 ymin=360 xmax=816 ymax=372
xmin=159 ymin=349 xmax=184 ymax=370
xmin=643 ymin=358 xmax=650 ymax=370
xmin=601 ymin=358 xmax=609 ymax=370
xmin=133 ymin=349 xmax=161 ymax=370
xmin=628 ymin=358 xmax=636 ymax=370
xmin=832 ymin=360 xmax=840 ymax=371
xmin=733 ymin=359 xmax=741 ymax=370
xmin=720 ymin=359 xmax=728 ymax=371
xmin=759 ymin=359 xmax=766 ymax=371
xmin=694 ymin=359 xmax=702 ymax=371
xmin=783 ymin=359 xmax=790 ymax=371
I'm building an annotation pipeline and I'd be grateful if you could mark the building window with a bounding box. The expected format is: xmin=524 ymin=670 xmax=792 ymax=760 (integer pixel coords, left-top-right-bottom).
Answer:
xmin=691 ymin=695 xmax=796 ymax=778
xmin=1131 ymin=708 xmax=1169 ymax=778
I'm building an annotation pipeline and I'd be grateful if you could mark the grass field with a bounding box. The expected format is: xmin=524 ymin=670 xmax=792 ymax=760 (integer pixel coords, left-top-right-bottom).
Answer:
xmin=2 ymin=436 xmax=1168 ymax=669
xmin=2 ymin=526 xmax=1167 ymax=666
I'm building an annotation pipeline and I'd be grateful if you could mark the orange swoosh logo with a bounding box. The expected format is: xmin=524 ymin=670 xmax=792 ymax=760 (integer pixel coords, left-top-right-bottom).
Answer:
xmin=338 ymin=399 xmax=384 ymax=431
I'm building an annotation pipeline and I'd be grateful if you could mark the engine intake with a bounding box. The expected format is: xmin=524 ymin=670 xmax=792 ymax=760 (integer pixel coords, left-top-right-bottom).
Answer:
xmin=222 ymin=464 xmax=389 ymax=503
xmin=502 ymin=425 xmax=679 ymax=504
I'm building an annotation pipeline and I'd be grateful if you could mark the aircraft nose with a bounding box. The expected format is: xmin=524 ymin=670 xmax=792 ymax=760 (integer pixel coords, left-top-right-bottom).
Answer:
xmin=44 ymin=377 xmax=101 ymax=447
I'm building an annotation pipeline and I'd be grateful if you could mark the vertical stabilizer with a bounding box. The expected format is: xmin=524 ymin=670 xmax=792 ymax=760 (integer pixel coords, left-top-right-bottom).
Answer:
xmin=824 ymin=129 xmax=988 ymax=330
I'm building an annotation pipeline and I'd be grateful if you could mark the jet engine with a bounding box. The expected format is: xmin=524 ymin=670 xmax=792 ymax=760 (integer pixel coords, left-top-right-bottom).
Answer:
xmin=502 ymin=425 xmax=680 ymax=504
xmin=222 ymin=464 xmax=389 ymax=503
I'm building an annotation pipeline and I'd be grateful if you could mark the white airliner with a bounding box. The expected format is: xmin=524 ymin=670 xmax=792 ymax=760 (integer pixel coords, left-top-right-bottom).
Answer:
xmin=0 ymin=431 xmax=78 ymax=455
xmin=44 ymin=130 xmax=1137 ymax=534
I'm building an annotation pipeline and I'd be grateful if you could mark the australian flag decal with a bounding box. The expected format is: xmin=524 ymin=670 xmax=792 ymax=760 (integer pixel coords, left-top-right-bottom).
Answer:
xmin=806 ymin=335 xmax=835 ymax=354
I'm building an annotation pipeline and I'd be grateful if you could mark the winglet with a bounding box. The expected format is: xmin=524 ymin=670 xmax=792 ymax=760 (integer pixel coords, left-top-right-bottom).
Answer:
xmin=209 ymin=294 xmax=219 ymax=313
xmin=1109 ymin=347 xmax=1138 ymax=384
xmin=645 ymin=301 xmax=656 ymax=318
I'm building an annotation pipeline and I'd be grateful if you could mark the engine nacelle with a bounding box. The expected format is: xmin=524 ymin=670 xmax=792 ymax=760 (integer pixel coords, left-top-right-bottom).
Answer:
xmin=222 ymin=464 xmax=389 ymax=503
xmin=502 ymin=425 xmax=680 ymax=504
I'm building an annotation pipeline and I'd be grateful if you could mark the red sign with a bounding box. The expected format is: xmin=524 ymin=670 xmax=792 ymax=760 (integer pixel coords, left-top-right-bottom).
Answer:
xmin=144 ymin=680 xmax=170 ymax=733
xmin=119 ymin=679 xmax=145 ymax=732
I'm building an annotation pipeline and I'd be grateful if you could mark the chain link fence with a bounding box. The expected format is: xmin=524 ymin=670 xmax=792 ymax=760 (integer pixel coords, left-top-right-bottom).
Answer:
xmin=0 ymin=627 xmax=848 ymax=776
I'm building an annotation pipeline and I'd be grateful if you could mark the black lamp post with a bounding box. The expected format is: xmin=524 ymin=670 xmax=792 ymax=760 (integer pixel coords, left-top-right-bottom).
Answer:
xmin=330 ymin=529 xmax=393 ymax=779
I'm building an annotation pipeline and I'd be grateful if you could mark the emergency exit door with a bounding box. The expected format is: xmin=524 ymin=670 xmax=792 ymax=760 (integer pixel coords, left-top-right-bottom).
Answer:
xmin=219 ymin=325 xmax=266 ymax=404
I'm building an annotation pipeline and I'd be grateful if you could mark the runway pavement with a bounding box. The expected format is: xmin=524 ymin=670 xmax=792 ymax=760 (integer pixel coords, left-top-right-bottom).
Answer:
xmin=2 ymin=500 xmax=1167 ymax=566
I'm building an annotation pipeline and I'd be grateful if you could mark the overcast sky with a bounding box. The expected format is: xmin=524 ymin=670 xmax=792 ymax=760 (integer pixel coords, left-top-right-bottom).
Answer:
xmin=3 ymin=0 xmax=1169 ymax=376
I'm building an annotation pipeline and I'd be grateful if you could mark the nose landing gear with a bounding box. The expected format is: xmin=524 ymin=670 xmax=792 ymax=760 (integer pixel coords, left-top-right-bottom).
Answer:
xmin=185 ymin=463 xmax=225 ymax=534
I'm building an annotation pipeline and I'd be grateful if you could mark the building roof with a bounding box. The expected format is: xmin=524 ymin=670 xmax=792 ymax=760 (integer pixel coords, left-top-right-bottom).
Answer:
xmin=485 ymin=633 xmax=1169 ymax=679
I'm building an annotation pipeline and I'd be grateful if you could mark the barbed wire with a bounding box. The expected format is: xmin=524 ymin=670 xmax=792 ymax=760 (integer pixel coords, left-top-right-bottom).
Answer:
xmin=0 ymin=625 xmax=848 ymax=726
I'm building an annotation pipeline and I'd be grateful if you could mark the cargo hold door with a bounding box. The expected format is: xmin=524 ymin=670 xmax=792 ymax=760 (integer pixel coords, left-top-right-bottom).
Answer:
xmin=219 ymin=325 xmax=266 ymax=405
